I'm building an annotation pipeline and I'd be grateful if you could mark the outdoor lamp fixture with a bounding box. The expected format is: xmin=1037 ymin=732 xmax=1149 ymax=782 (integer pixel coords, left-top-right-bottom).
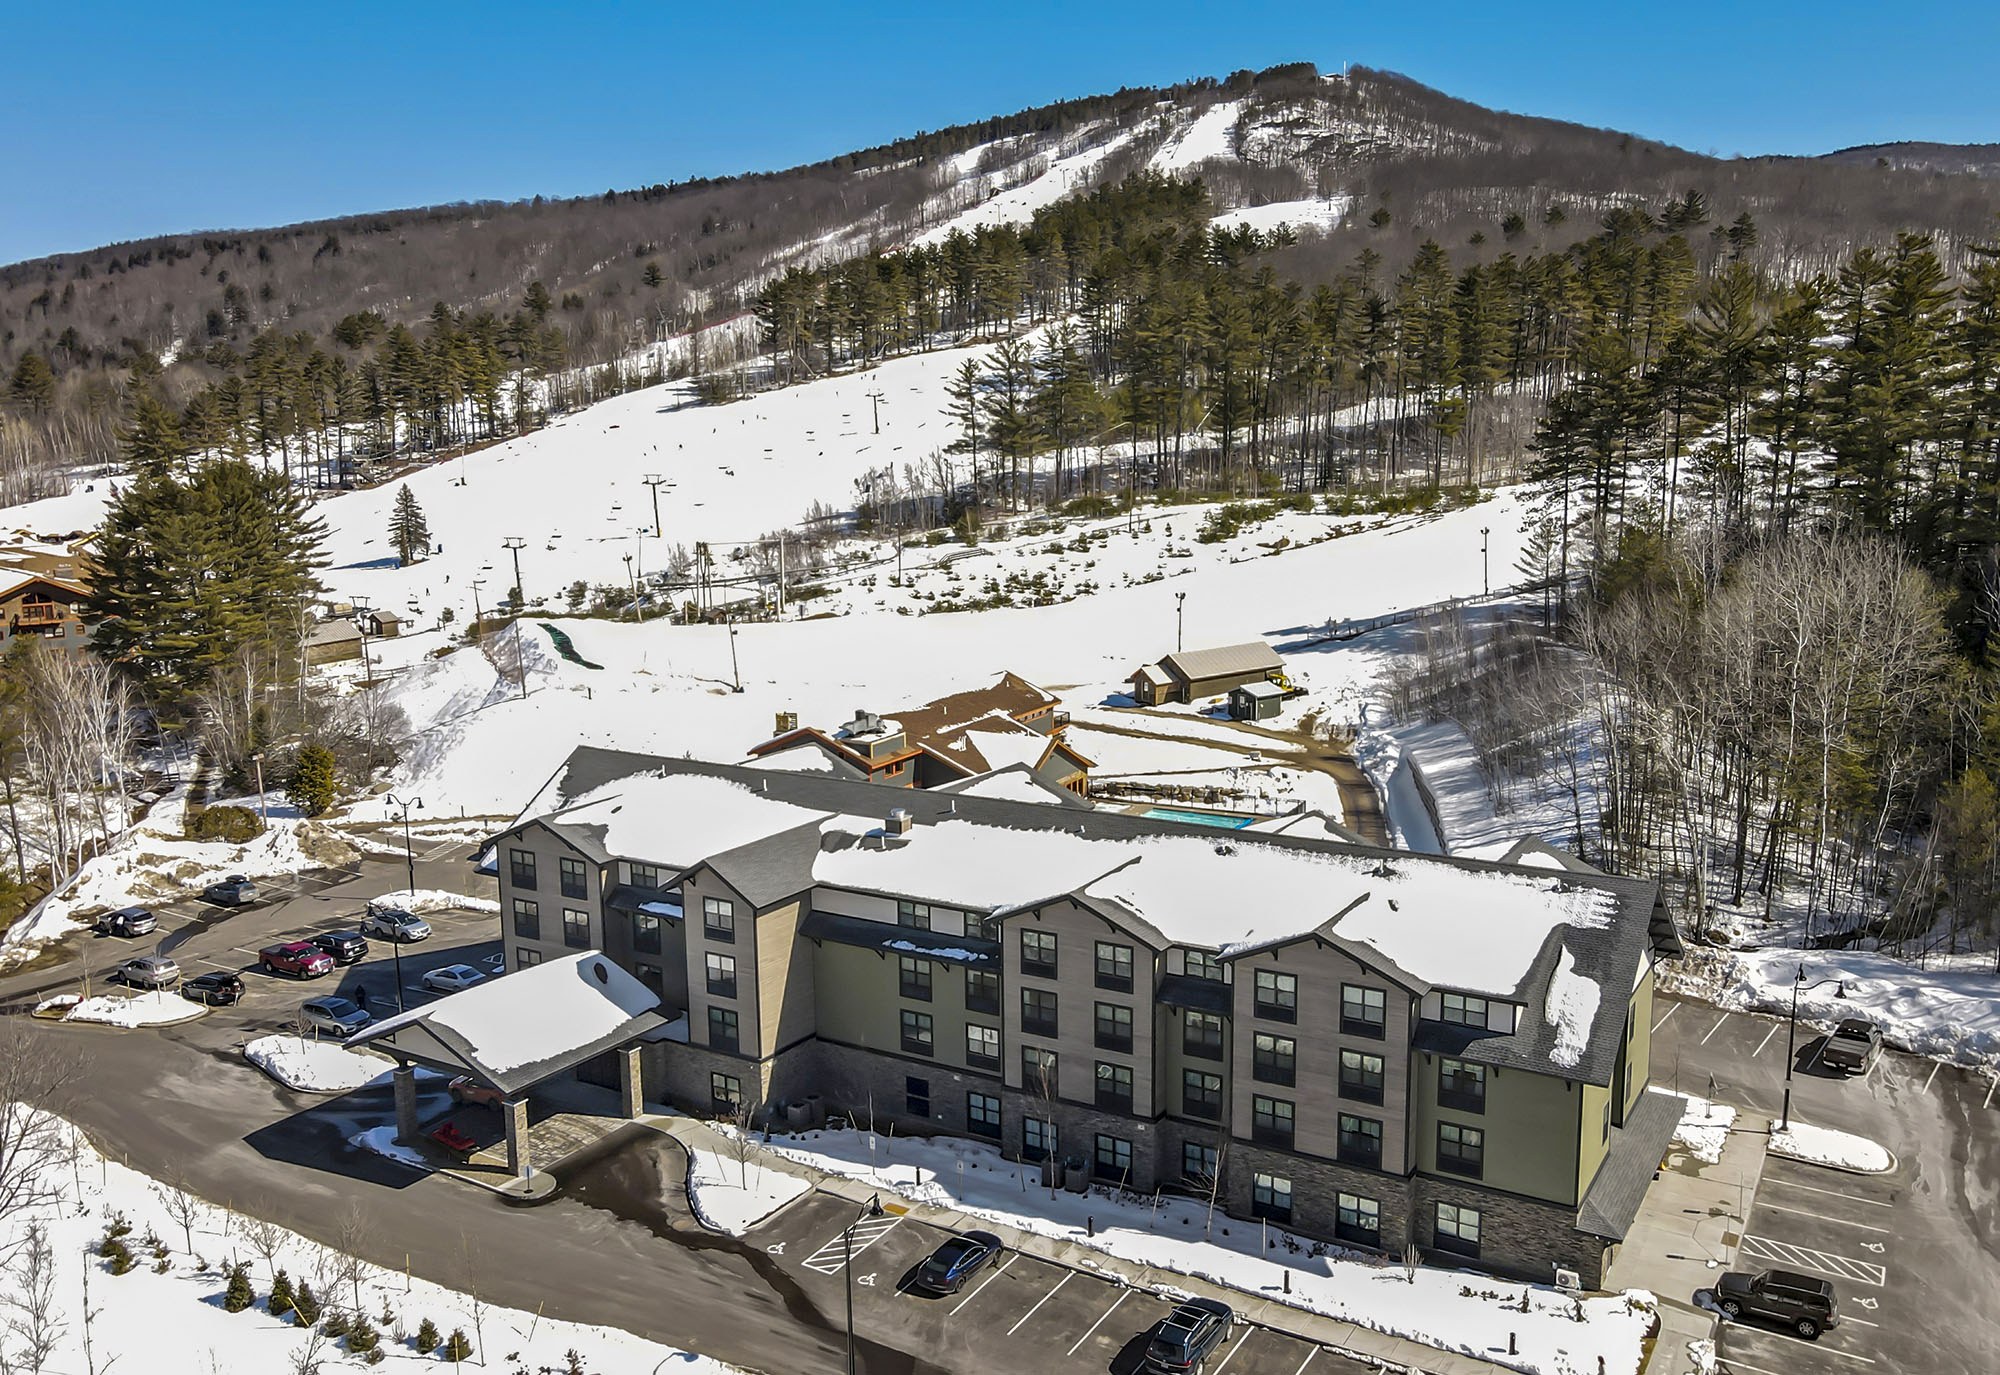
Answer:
xmin=844 ymin=1193 xmax=885 ymax=1375
xmin=1780 ymin=964 xmax=1846 ymax=1131
xmin=383 ymin=792 xmax=424 ymax=1014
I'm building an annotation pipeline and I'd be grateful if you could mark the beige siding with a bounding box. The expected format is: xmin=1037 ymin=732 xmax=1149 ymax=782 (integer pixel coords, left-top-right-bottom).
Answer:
xmin=756 ymin=898 xmax=813 ymax=1054
xmin=1003 ymin=899 xmax=1158 ymax=1118
xmin=680 ymin=871 xmax=762 ymax=1058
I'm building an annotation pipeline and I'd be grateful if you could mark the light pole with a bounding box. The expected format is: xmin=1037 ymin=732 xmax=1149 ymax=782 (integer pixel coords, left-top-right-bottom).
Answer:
xmin=624 ymin=553 xmax=637 ymax=621
xmin=501 ymin=536 xmax=528 ymax=612
xmin=643 ymin=474 xmax=666 ymax=538
xmin=383 ymin=793 xmax=423 ymax=1015
xmin=471 ymin=578 xmax=485 ymax=637
xmin=728 ymin=619 xmax=742 ymax=693
xmin=1480 ymin=526 xmax=1491 ymax=598
xmin=1780 ymin=964 xmax=1845 ymax=1131
xmin=843 ymin=1194 xmax=884 ymax=1375
xmin=866 ymin=389 xmax=885 ymax=435
xmin=1175 ymin=592 xmax=1187 ymax=652
xmin=251 ymin=752 xmax=268 ymax=826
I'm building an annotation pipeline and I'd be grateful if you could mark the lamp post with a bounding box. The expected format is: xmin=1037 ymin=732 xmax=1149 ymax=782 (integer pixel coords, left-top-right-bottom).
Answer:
xmin=643 ymin=473 xmax=665 ymax=538
xmin=728 ymin=619 xmax=742 ymax=693
xmin=1780 ymin=964 xmax=1845 ymax=1131
xmin=1175 ymin=592 xmax=1187 ymax=652
xmin=843 ymin=1194 xmax=884 ymax=1375
xmin=471 ymin=578 xmax=485 ymax=637
xmin=383 ymin=793 xmax=423 ymax=1014
xmin=501 ymin=536 xmax=528 ymax=611
xmin=1480 ymin=526 xmax=1491 ymax=598
xmin=251 ymin=752 xmax=268 ymax=825
xmin=623 ymin=553 xmax=637 ymax=621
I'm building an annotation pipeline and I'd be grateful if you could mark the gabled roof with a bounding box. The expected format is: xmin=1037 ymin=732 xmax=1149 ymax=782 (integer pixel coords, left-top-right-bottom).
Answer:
xmin=0 ymin=572 xmax=88 ymax=602
xmin=1159 ymin=641 xmax=1282 ymax=683
xmin=934 ymin=763 xmax=1094 ymax=808
xmin=1576 ymin=1089 xmax=1684 ymax=1240
xmin=347 ymin=951 xmax=667 ymax=1096
xmin=306 ymin=619 xmax=364 ymax=645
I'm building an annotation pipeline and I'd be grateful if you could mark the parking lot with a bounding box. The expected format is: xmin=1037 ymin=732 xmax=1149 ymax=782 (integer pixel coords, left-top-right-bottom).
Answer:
xmin=754 ymin=1191 xmax=1378 ymax=1375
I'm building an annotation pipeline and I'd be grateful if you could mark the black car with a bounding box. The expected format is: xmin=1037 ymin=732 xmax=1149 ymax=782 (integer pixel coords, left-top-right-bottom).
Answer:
xmin=311 ymin=930 xmax=370 ymax=965
xmin=95 ymin=906 xmax=158 ymax=938
xmin=1716 ymin=1268 xmax=1840 ymax=1339
xmin=911 ymin=1231 xmax=1003 ymax=1294
xmin=181 ymin=971 xmax=246 ymax=1006
xmin=1144 ymin=1298 xmax=1234 ymax=1373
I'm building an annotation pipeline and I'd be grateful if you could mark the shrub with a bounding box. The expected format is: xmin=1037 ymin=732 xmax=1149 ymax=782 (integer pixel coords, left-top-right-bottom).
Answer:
xmin=286 ymin=744 xmax=338 ymax=817
xmin=292 ymin=1280 xmax=322 ymax=1327
xmin=186 ymin=805 xmax=261 ymax=843
xmin=268 ymin=1268 xmax=296 ymax=1317
xmin=321 ymin=1309 xmax=351 ymax=1339
xmin=224 ymin=1262 xmax=256 ymax=1313
xmin=347 ymin=1319 xmax=381 ymax=1355
xmin=98 ymin=1237 xmax=136 ymax=1275
xmin=104 ymin=1211 xmax=133 ymax=1241
xmin=415 ymin=1318 xmax=442 ymax=1354
xmin=441 ymin=1329 xmax=474 ymax=1363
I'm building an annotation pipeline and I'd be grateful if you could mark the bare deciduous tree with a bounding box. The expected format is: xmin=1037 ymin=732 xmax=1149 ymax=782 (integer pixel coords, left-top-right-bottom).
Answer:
xmin=0 ymin=1021 xmax=86 ymax=1266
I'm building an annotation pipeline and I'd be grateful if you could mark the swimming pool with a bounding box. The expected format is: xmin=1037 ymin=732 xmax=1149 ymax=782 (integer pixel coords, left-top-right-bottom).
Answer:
xmin=1141 ymin=806 xmax=1256 ymax=829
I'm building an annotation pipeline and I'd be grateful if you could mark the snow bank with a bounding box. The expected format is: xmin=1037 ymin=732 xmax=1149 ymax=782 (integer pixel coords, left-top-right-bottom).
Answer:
xmin=1768 ymin=1120 xmax=1893 ymax=1173
xmin=245 ymin=1034 xmax=394 ymax=1092
xmin=64 ymin=989 xmax=205 ymax=1028
xmin=685 ymin=1139 xmax=811 ymax=1235
xmin=1653 ymin=1089 xmax=1737 ymax=1166
xmin=758 ymin=1127 xmax=1653 ymax=1375
xmin=368 ymin=887 xmax=501 ymax=914
xmin=350 ymin=1123 xmax=432 ymax=1171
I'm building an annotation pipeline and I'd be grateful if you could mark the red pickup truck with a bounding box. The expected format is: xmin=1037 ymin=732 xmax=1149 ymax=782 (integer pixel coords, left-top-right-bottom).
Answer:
xmin=258 ymin=941 xmax=334 ymax=979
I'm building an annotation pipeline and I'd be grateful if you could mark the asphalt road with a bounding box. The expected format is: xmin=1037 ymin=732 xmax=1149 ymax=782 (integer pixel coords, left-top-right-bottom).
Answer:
xmin=1650 ymin=991 xmax=2000 ymax=1375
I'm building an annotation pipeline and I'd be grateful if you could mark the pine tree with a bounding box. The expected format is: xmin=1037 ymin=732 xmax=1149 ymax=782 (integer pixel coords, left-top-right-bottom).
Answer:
xmin=441 ymin=1328 xmax=473 ymax=1363
xmin=286 ymin=744 xmax=338 ymax=817
xmin=120 ymin=390 xmax=191 ymax=478
xmin=415 ymin=1318 xmax=442 ymax=1353
xmin=292 ymin=1279 xmax=321 ymax=1327
xmin=223 ymin=1262 xmax=255 ymax=1313
xmin=7 ymin=353 xmax=56 ymax=412
xmin=268 ymin=1268 xmax=296 ymax=1317
xmin=389 ymin=484 xmax=431 ymax=564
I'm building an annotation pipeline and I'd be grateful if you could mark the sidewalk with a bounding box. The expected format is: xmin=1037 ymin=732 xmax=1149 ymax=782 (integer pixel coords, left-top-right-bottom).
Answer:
xmin=1605 ymin=1111 xmax=1769 ymax=1375
xmin=655 ymin=1110 xmax=1518 ymax=1375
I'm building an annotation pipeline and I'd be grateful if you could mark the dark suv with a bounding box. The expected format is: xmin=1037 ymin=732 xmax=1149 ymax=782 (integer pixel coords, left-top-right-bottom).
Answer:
xmin=1716 ymin=1268 xmax=1840 ymax=1339
xmin=1144 ymin=1298 xmax=1234 ymax=1372
xmin=311 ymin=930 xmax=370 ymax=965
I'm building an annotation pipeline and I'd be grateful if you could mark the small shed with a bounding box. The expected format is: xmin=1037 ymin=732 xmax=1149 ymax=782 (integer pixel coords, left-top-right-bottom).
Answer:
xmin=1130 ymin=662 xmax=1175 ymax=707
xmin=1133 ymin=641 xmax=1284 ymax=705
xmin=304 ymin=618 xmax=364 ymax=664
xmin=1229 ymin=678 xmax=1287 ymax=721
xmin=365 ymin=609 xmax=404 ymax=638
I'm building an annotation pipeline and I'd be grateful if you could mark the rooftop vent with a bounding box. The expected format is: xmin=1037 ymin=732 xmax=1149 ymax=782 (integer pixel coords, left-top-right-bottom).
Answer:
xmin=887 ymin=808 xmax=914 ymax=837
xmin=843 ymin=709 xmax=884 ymax=737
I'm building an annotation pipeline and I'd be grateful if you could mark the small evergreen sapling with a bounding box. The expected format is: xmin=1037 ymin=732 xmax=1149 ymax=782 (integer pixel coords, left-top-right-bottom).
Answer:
xmin=224 ymin=1262 xmax=256 ymax=1312
xmin=292 ymin=1280 xmax=322 ymax=1327
xmin=415 ymin=1318 xmax=442 ymax=1353
xmin=441 ymin=1328 xmax=473 ymax=1363
xmin=268 ymin=1268 xmax=296 ymax=1317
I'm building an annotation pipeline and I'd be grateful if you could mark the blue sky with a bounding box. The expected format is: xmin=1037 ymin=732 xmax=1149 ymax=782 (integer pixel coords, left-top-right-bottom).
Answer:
xmin=4 ymin=0 xmax=1996 ymax=265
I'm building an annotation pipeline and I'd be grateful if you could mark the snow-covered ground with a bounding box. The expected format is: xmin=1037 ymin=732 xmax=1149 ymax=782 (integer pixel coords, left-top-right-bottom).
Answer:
xmin=1210 ymin=196 xmax=1352 ymax=235
xmin=1768 ymin=1120 xmax=1893 ymax=1173
xmin=914 ymin=129 xmax=1138 ymax=246
xmin=755 ymin=1125 xmax=1653 ymax=1375
xmin=366 ymin=887 xmax=500 ymax=914
xmin=684 ymin=1139 xmax=811 ymax=1235
xmin=1655 ymin=1089 xmax=1737 ymax=1166
xmin=245 ymin=1034 xmax=396 ymax=1093
xmin=1151 ymin=100 xmax=1244 ymax=171
xmin=0 ymin=1112 xmax=740 ymax=1372
xmin=61 ymin=988 xmax=207 ymax=1027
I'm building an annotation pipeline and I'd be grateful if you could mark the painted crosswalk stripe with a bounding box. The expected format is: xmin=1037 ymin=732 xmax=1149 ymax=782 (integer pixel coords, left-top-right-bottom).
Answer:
xmin=800 ymin=1216 xmax=902 ymax=1274
xmin=1753 ymin=1024 xmax=1781 ymax=1057
xmin=1739 ymin=1234 xmax=1886 ymax=1287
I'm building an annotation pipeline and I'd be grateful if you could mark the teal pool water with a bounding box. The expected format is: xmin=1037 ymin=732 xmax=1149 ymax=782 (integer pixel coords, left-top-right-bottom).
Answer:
xmin=1142 ymin=806 xmax=1255 ymax=829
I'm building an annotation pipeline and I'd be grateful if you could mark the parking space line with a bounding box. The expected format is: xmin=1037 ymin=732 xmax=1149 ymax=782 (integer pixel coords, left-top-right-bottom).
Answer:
xmin=1715 ymin=1355 xmax=1790 ymax=1375
xmin=1922 ymin=1061 xmax=1940 ymax=1094
xmin=949 ymin=1254 xmax=1015 ymax=1314
xmin=1652 ymin=1004 xmax=1680 ymax=1033
xmin=1764 ymin=1177 xmax=1892 ymax=1208
xmin=1700 ymin=1013 xmax=1731 ymax=1045
xmin=1985 ymin=1075 xmax=1997 ymax=1111
xmin=1065 ymin=1289 xmax=1129 ymax=1355
xmin=1290 ymin=1349 xmax=1317 ymax=1375
xmin=1753 ymin=1023 xmax=1781 ymax=1057
xmin=1727 ymin=1327 xmax=1877 ymax=1364
xmin=1006 ymin=1270 xmax=1073 ymax=1336
xmin=1209 ymin=1330 xmax=1251 ymax=1375
xmin=800 ymin=1216 xmax=903 ymax=1274
xmin=1756 ymin=1202 xmax=1891 ymax=1234
xmin=1739 ymin=1235 xmax=1886 ymax=1286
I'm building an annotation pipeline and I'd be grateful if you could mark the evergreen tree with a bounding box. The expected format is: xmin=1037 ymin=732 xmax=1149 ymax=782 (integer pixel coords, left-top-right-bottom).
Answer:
xmin=441 ymin=1329 xmax=473 ymax=1362
xmin=389 ymin=484 xmax=431 ymax=564
xmin=223 ymin=1263 xmax=255 ymax=1313
xmin=286 ymin=744 xmax=338 ymax=817
xmin=6 ymin=352 xmax=55 ymax=412
xmin=120 ymin=390 xmax=192 ymax=478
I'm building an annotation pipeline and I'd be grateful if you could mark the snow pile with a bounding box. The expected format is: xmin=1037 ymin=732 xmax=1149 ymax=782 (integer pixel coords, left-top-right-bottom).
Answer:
xmin=758 ymin=1126 xmax=1653 ymax=1375
xmin=244 ymin=1034 xmax=394 ymax=1092
xmin=1707 ymin=945 xmax=2000 ymax=1072
xmin=0 ymin=1110 xmax=740 ymax=1372
xmin=1768 ymin=1120 xmax=1893 ymax=1173
xmin=350 ymin=1124 xmax=431 ymax=1171
xmin=1544 ymin=946 xmax=1601 ymax=1069
xmin=63 ymin=989 xmax=205 ymax=1028
xmin=367 ymin=887 xmax=500 ymax=915
xmin=1653 ymin=1089 xmax=1737 ymax=1165
xmin=684 ymin=1138 xmax=811 ymax=1235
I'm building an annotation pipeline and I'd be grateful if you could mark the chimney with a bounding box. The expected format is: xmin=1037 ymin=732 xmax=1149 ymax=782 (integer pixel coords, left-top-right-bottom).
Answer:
xmin=887 ymin=808 xmax=913 ymax=838
xmin=775 ymin=710 xmax=799 ymax=734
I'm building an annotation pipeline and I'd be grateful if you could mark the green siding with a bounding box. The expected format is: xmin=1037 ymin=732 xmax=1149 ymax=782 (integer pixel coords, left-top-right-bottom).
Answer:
xmin=1413 ymin=1055 xmax=1583 ymax=1205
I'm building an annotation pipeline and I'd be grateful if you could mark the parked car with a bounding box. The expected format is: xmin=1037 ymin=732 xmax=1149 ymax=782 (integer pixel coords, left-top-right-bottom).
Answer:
xmin=1821 ymin=1017 xmax=1881 ymax=1074
xmin=448 ymin=1076 xmax=507 ymax=1108
xmin=361 ymin=907 xmax=431 ymax=943
xmin=311 ymin=930 xmax=370 ymax=965
xmin=117 ymin=954 xmax=181 ymax=989
xmin=95 ymin=906 xmax=158 ymax=938
xmin=300 ymin=996 xmax=373 ymax=1039
xmin=1143 ymin=1298 xmax=1235 ymax=1373
xmin=259 ymin=941 xmax=335 ymax=979
xmin=182 ymin=971 xmax=245 ymax=1006
xmin=203 ymin=875 xmax=258 ymax=906
xmin=421 ymin=964 xmax=485 ymax=994
xmin=1716 ymin=1268 xmax=1841 ymax=1339
xmin=911 ymin=1231 xmax=1003 ymax=1294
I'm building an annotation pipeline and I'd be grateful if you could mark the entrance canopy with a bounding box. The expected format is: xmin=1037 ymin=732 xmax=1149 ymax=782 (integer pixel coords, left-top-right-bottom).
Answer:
xmin=349 ymin=951 xmax=667 ymax=1096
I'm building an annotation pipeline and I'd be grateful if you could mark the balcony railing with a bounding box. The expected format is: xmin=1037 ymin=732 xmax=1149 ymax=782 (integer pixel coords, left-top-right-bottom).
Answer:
xmin=16 ymin=604 xmax=65 ymax=625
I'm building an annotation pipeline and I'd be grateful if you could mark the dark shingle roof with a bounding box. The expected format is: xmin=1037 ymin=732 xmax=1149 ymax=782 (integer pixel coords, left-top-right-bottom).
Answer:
xmin=1576 ymin=1088 xmax=1683 ymax=1240
xmin=799 ymin=910 xmax=1002 ymax=967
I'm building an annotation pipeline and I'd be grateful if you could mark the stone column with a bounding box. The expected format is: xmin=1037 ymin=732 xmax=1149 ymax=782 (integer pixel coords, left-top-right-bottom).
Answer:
xmin=504 ymin=1097 xmax=531 ymax=1177
xmin=392 ymin=1064 xmax=421 ymax=1146
xmin=619 ymin=1045 xmax=645 ymax=1119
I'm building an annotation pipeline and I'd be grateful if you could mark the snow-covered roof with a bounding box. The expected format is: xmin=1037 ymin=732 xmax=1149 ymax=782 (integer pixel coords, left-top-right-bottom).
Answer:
xmin=347 ymin=950 xmax=666 ymax=1094
xmin=1233 ymin=679 xmax=1286 ymax=700
xmin=1160 ymin=641 xmax=1282 ymax=683
xmin=934 ymin=764 xmax=1092 ymax=808
xmin=534 ymin=768 xmax=833 ymax=868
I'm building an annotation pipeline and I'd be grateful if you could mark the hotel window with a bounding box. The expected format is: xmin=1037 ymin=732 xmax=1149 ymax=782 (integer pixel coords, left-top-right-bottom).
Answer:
xmin=1184 ymin=949 xmax=1225 ymax=982
xmin=1020 ymin=929 xmax=1058 ymax=979
xmin=703 ymin=896 xmax=735 ymax=943
xmin=1182 ymin=1070 xmax=1222 ymax=1120
xmin=1439 ymin=993 xmax=1490 ymax=1029
xmin=704 ymin=952 xmax=737 ymax=998
xmin=513 ymin=947 xmax=542 ymax=969
xmin=1094 ymin=941 xmax=1134 ymax=992
xmin=1183 ymin=1010 xmax=1224 ymax=1060
xmin=1434 ymin=1203 xmax=1482 ymax=1258
xmin=1094 ymin=1001 xmax=1133 ymax=1053
xmin=1251 ymin=1172 xmax=1293 ymax=1225
xmin=899 ymin=956 xmax=933 ymax=1002
xmin=900 ymin=1010 xmax=935 ymax=1057
xmin=1252 ymin=1095 xmax=1295 ymax=1148
xmin=967 ymin=1092 xmax=1001 ymax=1139
xmin=1095 ymin=1061 xmax=1133 ymax=1114
xmin=1339 ymin=1050 xmax=1385 ymax=1105
xmin=509 ymin=848 xmax=537 ymax=890
xmin=897 ymin=900 xmax=932 ymax=930
xmin=1438 ymin=1122 xmax=1485 ymax=1179
xmin=512 ymin=898 xmax=539 ymax=940
xmin=1093 ymin=1133 xmax=1133 ymax=1182
xmin=1254 ymin=969 xmax=1297 ymax=1022
xmin=633 ymin=911 xmax=662 ymax=954
xmin=965 ymin=968 xmax=1000 ymax=1014
xmin=1439 ymin=1059 xmax=1486 ymax=1113
xmin=710 ymin=1072 xmax=742 ymax=1113
xmin=708 ymin=1008 xmax=739 ymax=1053
xmin=562 ymin=909 xmax=590 ymax=949
xmin=965 ymin=1024 xmax=1000 ymax=1070
xmin=629 ymin=863 xmax=661 ymax=889
xmin=1336 ymin=1192 xmax=1380 ymax=1247
xmin=1253 ymin=1032 xmax=1296 ymax=1085
xmin=559 ymin=856 xmax=587 ymax=899
xmin=905 ymin=1076 xmax=930 ymax=1117
xmin=1182 ymin=1140 xmax=1218 ymax=1183
xmin=1338 ymin=1113 xmax=1382 ymax=1168
xmin=1021 ymin=988 xmax=1058 ymax=1038
xmin=1023 ymin=1117 xmax=1055 ymax=1163
xmin=1341 ymin=983 xmax=1386 ymax=1038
